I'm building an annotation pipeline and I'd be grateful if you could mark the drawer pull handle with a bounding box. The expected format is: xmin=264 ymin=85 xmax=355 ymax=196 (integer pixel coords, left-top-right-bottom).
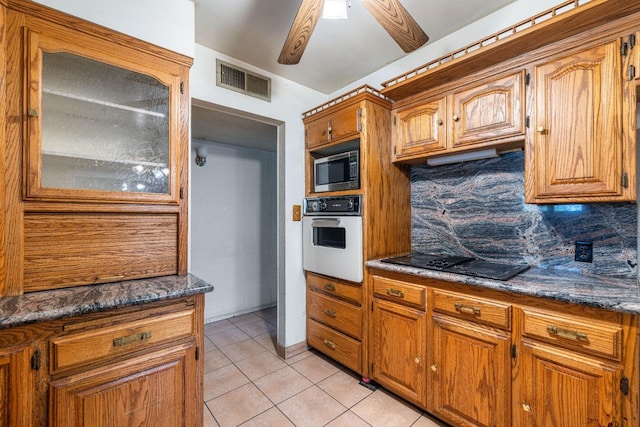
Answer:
xmin=324 ymin=283 xmax=336 ymax=292
xmin=546 ymin=325 xmax=588 ymax=342
xmin=324 ymin=309 xmax=337 ymax=318
xmin=323 ymin=339 xmax=336 ymax=349
xmin=113 ymin=331 xmax=152 ymax=347
xmin=387 ymin=288 xmax=405 ymax=298
xmin=454 ymin=302 xmax=481 ymax=315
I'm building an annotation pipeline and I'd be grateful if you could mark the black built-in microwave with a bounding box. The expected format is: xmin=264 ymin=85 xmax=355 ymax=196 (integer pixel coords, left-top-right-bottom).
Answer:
xmin=314 ymin=150 xmax=359 ymax=193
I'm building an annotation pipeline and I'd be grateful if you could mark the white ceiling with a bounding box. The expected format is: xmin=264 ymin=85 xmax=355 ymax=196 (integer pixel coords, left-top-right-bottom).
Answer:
xmin=191 ymin=0 xmax=516 ymax=150
xmin=193 ymin=0 xmax=516 ymax=95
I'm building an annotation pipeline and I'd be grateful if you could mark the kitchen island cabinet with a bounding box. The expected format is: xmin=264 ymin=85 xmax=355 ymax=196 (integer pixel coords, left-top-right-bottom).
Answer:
xmin=366 ymin=262 xmax=639 ymax=426
xmin=0 ymin=274 xmax=212 ymax=427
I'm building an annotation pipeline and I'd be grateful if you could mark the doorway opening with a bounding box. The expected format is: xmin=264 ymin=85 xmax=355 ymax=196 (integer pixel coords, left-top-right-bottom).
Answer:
xmin=189 ymin=99 xmax=285 ymax=349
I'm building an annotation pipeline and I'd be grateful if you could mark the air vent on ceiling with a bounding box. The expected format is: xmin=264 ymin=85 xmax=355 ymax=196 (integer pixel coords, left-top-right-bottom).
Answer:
xmin=216 ymin=59 xmax=271 ymax=102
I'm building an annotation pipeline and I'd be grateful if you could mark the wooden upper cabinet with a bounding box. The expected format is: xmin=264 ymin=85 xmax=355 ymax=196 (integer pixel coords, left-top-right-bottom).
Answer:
xmin=23 ymin=25 xmax=184 ymax=205
xmin=305 ymin=103 xmax=362 ymax=149
xmin=393 ymin=97 xmax=447 ymax=160
xmin=526 ymin=39 xmax=631 ymax=203
xmin=392 ymin=71 xmax=525 ymax=163
xmin=451 ymin=71 xmax=525 ymax=148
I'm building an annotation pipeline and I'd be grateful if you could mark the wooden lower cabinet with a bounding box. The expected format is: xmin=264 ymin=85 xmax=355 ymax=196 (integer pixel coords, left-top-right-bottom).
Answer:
xmin=0 ymin=295 xmax=204 ymax=427
xmin=367 ymin=270 xmax=639 ymax=426
xmin=0 ymin=343 xmax=37 ymax=427
xmin=50 ymin=341 xmax=198 ymax=427
xmin=517 ymin=338 xmax=622 ymax=426
xmin=370 ymin=298 xmax=427 ymax=407
xmin=430 ymin=313 xmax=511 ymax=426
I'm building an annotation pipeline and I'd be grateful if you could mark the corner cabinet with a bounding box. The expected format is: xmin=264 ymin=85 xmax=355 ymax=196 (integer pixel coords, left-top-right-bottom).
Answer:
xmin=525 ymin=37 xmax=636 ymax=203
xmin=1 ymin=1 xmax=192 ymax=296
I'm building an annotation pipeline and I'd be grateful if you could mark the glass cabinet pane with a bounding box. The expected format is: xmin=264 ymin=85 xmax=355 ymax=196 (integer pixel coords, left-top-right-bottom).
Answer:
xmin=40 ymin=51 xmax=170 ymax=194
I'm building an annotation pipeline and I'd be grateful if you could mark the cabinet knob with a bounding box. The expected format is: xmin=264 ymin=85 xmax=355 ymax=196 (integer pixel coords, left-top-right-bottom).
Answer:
xmin=414 ymin=357 xmax=421 ymax=364
xmin=437 ymin=119 xmax=443 ymax=125
xmin=430 ymin=364 xmax=437 ymax=372
xmin=522 ymin=403 xmax=531 ymax=413
xmin=537 ymin=126 xmax=546 ymax=134
xmin=28 ymin=108 xmax=39 ymax=117
xmin=452 ymin=115 xmax=460 ymax=122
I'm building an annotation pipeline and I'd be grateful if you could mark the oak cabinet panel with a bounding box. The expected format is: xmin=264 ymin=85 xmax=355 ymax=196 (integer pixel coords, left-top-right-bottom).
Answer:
xmin=393 ymin=97 xmax=447 ymax=160
xmin=307 ymin=289 xmax=362 ymax=340
xmin=0 ymin=344 xmax=37 ymax=427
xmin=305 ymin=103 xmax=361 ymax=149
xmin=23 ymin=213 xmax=179 ymax=292
xmin=307 ymin=319 xmax=362 ymax=373
xmin=430 ymin=313 xmax=511 ymax=426
xmin=370 ymin=297 xmax=427 ymax=407
xmin=451 ymin=71 xmax=525 ymax=148
xmin=527 ymin=39 xmax=630 ymax=202
xmin=392 ymin=71 xmax=525 ymax=163
xmin=518 ymin=339 xmax=622 ymax=426
xmin=50 ymin=342 xmax=198 ymax=427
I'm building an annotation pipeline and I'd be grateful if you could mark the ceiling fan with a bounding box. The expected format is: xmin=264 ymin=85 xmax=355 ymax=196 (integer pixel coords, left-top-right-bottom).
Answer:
xmin=278 ymin=0 xmax=429 ymax=65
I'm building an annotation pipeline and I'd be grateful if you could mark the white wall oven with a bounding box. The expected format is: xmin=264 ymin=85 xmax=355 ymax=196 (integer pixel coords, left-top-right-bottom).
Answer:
xmin=302 ymin=195 xmax=363 ymax=283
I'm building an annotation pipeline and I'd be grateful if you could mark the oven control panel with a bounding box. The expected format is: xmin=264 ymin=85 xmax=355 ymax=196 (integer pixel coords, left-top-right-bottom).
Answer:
xmin=304 ymin=195 xmax=361 ymax=215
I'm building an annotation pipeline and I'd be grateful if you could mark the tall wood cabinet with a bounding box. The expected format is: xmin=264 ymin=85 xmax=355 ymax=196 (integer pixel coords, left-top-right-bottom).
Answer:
xmin=0 ymin=0 xmax=192 ymax=297
xmin=303 ymin=86 xmax=411 ymax=377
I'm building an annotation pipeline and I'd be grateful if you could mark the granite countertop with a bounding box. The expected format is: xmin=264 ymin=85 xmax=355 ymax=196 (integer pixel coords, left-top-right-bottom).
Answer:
xmin=367 ymin=260 xmax=640 ymax=315
xmin=0 ymin=273 xmax=214 ymax=330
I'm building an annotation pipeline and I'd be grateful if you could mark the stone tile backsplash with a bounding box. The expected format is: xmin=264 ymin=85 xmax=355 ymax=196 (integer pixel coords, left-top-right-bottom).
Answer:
xmin=411 ymin=151 xmax=637 ymax=278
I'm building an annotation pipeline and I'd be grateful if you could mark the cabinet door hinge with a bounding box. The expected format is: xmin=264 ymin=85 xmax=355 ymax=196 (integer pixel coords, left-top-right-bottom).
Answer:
xmin=628 ymin=65 xmax=636 ymax=82
xmin=621 ymin=42 xmax=630 ymax=57
xmin=525 ymin=116 xmax=530 ymax=128
xmin=371 ymin=301 xmax=374 ymax=311
xmin=629 ymin=34 xmax=637 ymax=49
xmin=31 ymin=349 xmax=41 ymax=371
xmin=370 ymin=363 xmax=374 ymax=373
xmin=525 ymin=73 xmax=531 ymax=86
xmin=180 ymin=81 xmax=185 ymax=94
xmin=393 ymin=116 xmax=397 ymax=126
xmin=195 ymin=346 xmax=200 ymax=361
xmin=622 ymin=172 xmax=629 ymax=189
xmin=356 ymin=108 xmax=363 ymax=132
xmin=180 ymin=186 xmax=185 ymax=199
xmin=511 ymin=344 xmax=517 ymax=359
xmin=620 ymin=376 xmax=629 ymax=395
xmin=393 ymin=145 xmax=396 ymax=155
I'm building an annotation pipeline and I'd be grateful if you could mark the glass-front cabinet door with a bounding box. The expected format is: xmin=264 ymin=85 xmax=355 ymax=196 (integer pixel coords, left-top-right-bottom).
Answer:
xmin=25 ymin=30 xmax=181 ymax=204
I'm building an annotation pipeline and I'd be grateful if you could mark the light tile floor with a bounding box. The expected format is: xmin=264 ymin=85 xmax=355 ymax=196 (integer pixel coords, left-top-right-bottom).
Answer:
xmin=203 ymin=308 xmax=449 ymax=427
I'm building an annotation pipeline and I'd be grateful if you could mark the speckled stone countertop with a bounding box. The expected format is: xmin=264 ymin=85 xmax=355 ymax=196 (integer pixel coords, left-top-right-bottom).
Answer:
xmin=0 ymin=274 xmax=213 ymax=330
xmin=367 ymin=260 xmax=640 ymax=315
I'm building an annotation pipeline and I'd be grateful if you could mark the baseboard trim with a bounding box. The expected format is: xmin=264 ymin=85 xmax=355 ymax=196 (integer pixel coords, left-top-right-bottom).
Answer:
xmin=277 ymin=340 xmax=308 ymax=359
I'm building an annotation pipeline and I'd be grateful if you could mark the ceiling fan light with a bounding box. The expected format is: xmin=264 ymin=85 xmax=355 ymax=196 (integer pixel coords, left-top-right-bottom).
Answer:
xmin=322 ymin=0 xmax=348 ymax=19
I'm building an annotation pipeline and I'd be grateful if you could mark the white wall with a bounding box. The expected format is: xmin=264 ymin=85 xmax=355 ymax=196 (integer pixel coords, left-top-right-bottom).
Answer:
xmin=190 ymin=140 xmax=277 ymax=322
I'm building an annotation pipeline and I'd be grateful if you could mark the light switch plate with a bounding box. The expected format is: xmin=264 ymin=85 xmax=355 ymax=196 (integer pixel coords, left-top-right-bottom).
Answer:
xmin=292 ymin=205 xmax=302 ymax=221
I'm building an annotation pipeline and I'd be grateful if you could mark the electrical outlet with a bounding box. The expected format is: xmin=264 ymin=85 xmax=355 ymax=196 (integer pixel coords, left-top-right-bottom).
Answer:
xmin=575 ymin=241 xmax=593 ymax=263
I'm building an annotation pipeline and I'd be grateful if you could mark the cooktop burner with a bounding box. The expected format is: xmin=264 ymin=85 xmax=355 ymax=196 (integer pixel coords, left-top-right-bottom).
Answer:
xmin=381 ymin=254 xmax=529 ymax=281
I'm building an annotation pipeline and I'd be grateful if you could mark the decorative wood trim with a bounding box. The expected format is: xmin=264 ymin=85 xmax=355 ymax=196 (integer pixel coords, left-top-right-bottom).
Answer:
xmin=302 ymin=85 xmax=391 ymax=120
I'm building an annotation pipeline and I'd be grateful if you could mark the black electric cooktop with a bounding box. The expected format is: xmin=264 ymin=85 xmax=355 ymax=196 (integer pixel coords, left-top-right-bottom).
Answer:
xmin=381 ymin=253 xmax=529 ymax=281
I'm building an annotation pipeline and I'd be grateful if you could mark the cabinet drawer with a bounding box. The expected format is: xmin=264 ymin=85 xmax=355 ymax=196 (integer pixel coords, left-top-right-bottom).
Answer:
xmin=307 ymin=319 xmax=361 ymax=373
xmin=432 ymin=289 xmax=512 ymax=330
xmin=521 ymin=308 xmax=623 ymax=360
xmin=50 ymin=308 xmax=195 ymax=373
xmin=307 ymin=290 xmax=362 ymax=339
xmin=23 ymin=213 xmax=178 ymax=292
xmin=372 ymin=276 xmax=426 ymax=309
xmin=307 ymin=273 xmax=362 ymax=304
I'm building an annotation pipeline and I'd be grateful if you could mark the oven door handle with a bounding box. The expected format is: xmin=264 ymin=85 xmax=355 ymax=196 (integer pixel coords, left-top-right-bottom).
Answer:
xmin=310 ymin=218 xmax=341 ymax=228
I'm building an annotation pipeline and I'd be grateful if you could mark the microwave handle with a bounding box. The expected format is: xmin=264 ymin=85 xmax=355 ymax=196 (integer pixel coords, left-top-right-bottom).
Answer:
xmin=310 ymin=218 xmax=341 ymax=228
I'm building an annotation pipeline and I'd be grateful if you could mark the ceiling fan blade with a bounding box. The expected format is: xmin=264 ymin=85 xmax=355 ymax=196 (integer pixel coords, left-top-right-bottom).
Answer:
xmin=278 ymin=0 xmax=325 ymax=65
xmin=361 ymin=0 xmax=429 ymax=53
